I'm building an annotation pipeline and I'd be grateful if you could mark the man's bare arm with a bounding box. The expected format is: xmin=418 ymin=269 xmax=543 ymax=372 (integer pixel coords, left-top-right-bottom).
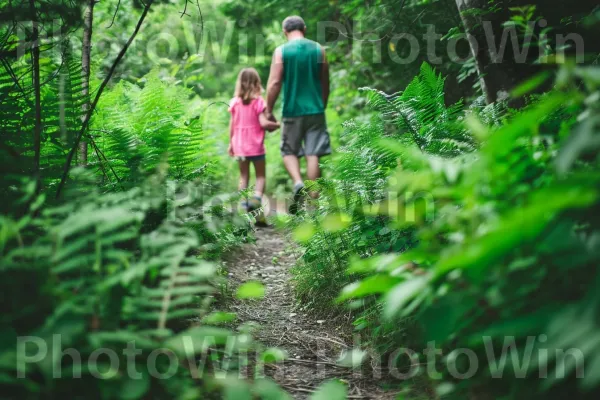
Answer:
xmin=321 ymin=47 xmax=330 ymax=109
xmin=266 ymin=47 xmax=283 ymax=118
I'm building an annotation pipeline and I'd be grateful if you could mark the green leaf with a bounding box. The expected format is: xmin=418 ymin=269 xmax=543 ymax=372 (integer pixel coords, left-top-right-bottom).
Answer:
xmin=260 ymin=347 xmax=288 ymax=364
xmin=88 ymin=331 xmax=158 ymax=349
xmin=420 ymin=294 xmax=476 ymax=343
xmin=337 ymin=275 xmax=401 ymax=302
xmin=484 ymin=93 xmax=571 ymax=160
xmin=555 ymin=116 xmax=600 ymax=175
xmin=201 ymin=312 xmax=237 ymax=325
xmin=310 ymin=379 xmax=347 ymax=400
xmin=165 ymin=326 xmax=233 ymax=357
xmin=383 ymin=276 xmax=430 ymax=320
xmin=236 ymin=281 xmax=266 ymax=299
xmin=253 ymin=378 xmax=292 ymax=400
xmin=435 ymin=382 xmax=455 ymax=397
xmin=223 ymin=379 xmax=252 ymax=400
xmin=511 ymin=71 xmax=551 ymax=98
xmin=435 ymin=179 xmax=599 ymax=279
xmin=119 ymin=371 xmax=150 ymax=400
xmin=321 ymin=213 xmax=351 ymax=233
xmin=337 ymin=348 xmax=367 ymax=367
xmin=293 ymin=222 xmax=316 ymax=243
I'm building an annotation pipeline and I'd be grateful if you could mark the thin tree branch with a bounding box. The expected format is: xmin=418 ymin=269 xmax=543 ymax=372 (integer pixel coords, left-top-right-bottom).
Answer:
xmin=79 ymin=0 xmax=95 ymax=166
xmin=56 ymin=0 xmax=155 ymax=198
xmin=88 ymin=135 xmax=124 ymax=189
xmin=29 ymin=0 xmax=42 ymax=188
xmin=199 ymin=101 xmax=229 ymax=131
xmin=180 ymin=0 xmax=190 ymax=18
xmin=0 ymin=58 xmax=33 ymax=107
xmin=0 ymin=53 xmax=66 ymax=105
xmin=179 ymin=0 xmax=203 ymax=51
xmin=107 ymin=0 xmax=121 ymax=28
xmin=195 ymin=0 xmax=203 ymax=47
xmin=91 ymin=139 xmax=111 ymax=182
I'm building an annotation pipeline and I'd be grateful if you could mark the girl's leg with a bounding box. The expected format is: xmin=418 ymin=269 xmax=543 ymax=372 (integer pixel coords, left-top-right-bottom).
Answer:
xmin=252 ymin=159 xmax=266 ymax=198
xmin=238 ymin=159 xmax=250 ymax=191
xmin=251 ymin=159 xmax=268 ymax=225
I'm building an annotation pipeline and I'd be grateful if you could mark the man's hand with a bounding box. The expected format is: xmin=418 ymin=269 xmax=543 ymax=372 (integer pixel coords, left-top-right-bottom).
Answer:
xmin=265 ymin=122 xmax=280 ymax=133
xmin=260 ymin=112 xmax=280 ymax=132
xmin=265 ymin=110 xmax=276 ymax=122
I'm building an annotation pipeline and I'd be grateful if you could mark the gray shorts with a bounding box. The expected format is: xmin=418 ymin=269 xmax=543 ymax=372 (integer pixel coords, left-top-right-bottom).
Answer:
xmin=280 ymin=113 xmax=331 ymax=157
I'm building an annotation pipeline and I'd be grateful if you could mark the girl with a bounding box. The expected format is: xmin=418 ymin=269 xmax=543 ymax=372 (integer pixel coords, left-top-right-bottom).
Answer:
xmin=228 ymin=68 xmax=280 ymax=213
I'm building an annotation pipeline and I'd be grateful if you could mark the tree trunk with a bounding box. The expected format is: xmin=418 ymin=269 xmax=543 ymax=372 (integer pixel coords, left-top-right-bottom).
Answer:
xmin=56 ymin=0 xmax=155 ymax=198
xmin=455 ymin=0 xmax=533 ymax=105
xmin=29 ymin=0 xmax=42 ymax=185
xmin=79 ymin=0 xmax=95 ymax=166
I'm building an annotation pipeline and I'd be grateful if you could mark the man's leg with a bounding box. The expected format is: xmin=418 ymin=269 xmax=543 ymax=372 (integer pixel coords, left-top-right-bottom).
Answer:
xmin=304 ymin=114 xmax=331 ymax=199
xmin=281 ymin=117 xmax=304 ymax=187
xmin=306 ymin=155 xmax=320 ymax=199
xmin=306 ymin=155 xmax=320 ymax=181
xmin=283 ymin=155 xmax=303 ymax=186
xmin=281 ymin=117 xmax=307 ymax=214
xmin=283 ymin=154 xmax=306 ymax=214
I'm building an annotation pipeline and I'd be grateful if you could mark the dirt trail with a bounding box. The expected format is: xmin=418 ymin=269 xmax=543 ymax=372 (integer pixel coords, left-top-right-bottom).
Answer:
xmin=223 ymin=226 xmax=394 ymax=399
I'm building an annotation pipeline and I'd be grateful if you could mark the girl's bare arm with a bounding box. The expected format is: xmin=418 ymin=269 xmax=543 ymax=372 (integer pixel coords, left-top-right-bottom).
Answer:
xmin=228 ymin=117 xmax=234 ymax=156
xmin=259 ymin=112 xmax=281 ymax=132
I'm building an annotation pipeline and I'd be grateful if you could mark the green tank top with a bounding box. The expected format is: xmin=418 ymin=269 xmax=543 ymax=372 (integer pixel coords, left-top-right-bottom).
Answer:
xmin=281 ymin=38 xmax=325 ymax=118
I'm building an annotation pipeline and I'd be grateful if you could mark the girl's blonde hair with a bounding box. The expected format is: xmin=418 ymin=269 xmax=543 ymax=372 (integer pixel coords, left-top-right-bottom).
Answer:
xmin=235 ymin=68 xmax=262 ymax=104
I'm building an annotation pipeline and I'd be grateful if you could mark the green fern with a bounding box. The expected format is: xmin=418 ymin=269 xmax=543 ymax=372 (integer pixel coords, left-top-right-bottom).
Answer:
xmin=361 ymin=62 xmax=475 ymax=157
xmin=0 ymin=174 xmax=249 ymax=398
xmin=94 ymin=71 xmax=220 ymax=185
xmin=0 ymin=59 xmax=35 ymax=195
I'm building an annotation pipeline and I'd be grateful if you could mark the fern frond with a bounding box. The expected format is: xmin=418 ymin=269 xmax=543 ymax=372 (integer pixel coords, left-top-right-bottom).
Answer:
xmin=363 ymin=62 xmax=475 ymax=157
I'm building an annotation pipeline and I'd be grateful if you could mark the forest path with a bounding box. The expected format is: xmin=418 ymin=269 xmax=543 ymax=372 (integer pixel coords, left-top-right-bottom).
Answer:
xmin=223 ymin=226 xmax=395 ymax=399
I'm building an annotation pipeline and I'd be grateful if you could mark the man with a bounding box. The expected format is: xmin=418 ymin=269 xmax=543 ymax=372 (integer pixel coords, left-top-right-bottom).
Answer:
xmin=266 ymin=15 xmax=331 ymax=214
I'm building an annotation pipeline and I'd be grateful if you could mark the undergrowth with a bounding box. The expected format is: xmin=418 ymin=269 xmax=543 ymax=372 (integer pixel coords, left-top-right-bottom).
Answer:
xmin=289 ymin=62 xmax=600 ymax=399
xmin=0 ymin=61 xmax=283 ymax=398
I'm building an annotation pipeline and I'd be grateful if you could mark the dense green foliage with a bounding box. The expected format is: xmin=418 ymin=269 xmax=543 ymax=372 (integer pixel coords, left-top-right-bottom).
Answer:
xmin=290 ymin=63 xmax=600 ymax=398
xmin=1 ymin=1 xmax=267 ymax=398
xmin=93 ymin=70 xmax=224 ymax=185
xmin=1 ymin=173 xmax=243 ymax=397
xmin=1 ymin=0 xmax=600 ymax=398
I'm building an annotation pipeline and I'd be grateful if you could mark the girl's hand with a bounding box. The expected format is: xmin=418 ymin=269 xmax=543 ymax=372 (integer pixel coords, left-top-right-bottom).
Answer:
xmin=228 ymin=145 xmax=234 ymax=157
xmin=260 ymin=112 xmax=281 ymax=132
xmin=265 ymin=122 xmax=280 ymax=133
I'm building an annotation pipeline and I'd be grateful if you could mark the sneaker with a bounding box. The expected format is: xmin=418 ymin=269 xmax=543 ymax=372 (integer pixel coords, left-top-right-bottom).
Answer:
xmin=254 ymin=215 xmax=273 ymax=228
xmin=288 ymin=183 xmax=306 ymax=215
xmin=247 ymin=196 xmax=262 ymax=213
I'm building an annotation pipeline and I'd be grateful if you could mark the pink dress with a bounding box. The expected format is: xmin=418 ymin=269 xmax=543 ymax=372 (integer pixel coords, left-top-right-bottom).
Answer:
xmin=228 ymin=97 xmax=266 ymax=157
